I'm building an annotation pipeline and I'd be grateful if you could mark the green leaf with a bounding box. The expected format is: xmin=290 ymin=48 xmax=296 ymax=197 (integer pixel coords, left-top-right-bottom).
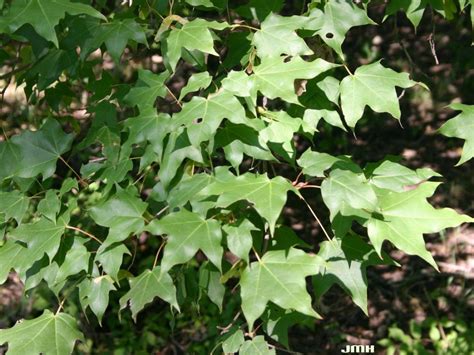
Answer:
xmin=0 ymin=240 xmax=26 ymax=284
xmin=385 ymin=0 xmax=427 ymax=28
xmin=8 ymin=119 xmax=74 ymax=180
xmin=240 ymin=248 xmax=322 ymax=330
xmin=124 ymin=108 xmax=171 ymax=163
xmin=368 ymin=160 xmax=439 ymax=192
xmin=215 ymin=123 xmax=274 ymax=169
xmin=221 ymin=70 xmax=256 ymax=99
xmin=297 ymin=150 xmax=343 ymax=177
xmin=340 ymin=61 xmax=417 ymax=128
xmin=252 ymin=13 xmax=312 ymax=58
xmin=90 ymin=188 xmax=147 ymax=246
xmin=119 ymin=266 xmax=179 ymax=321
xmin=438 ymin=103 xmax=474 ymax=165
xmin=367 ymin=182 xmax=473 ymax=269
xmin=2 ymin=0 xmax=105 ymax=46
xmin=321 ymin=169 xmax=378 ymax=220
xmin=236 ymin=0 xmax=283 ymax=21
xmin=252 ymin=56 xmax=338 ymax=104
xmin=0 ymin=310 xmax=84 ymax=355
xmin=306 ymin=0 xmax=375 ymax=58
xmin=79 ymin=275 xmax=116 ymax=325
xmin=37 ymin=190 xmax=61 ymax=221
xmin=199 ymin=262 xmax=225 ymax=310
xmin=262 ymin=305 xmax=311 ymax=349
xmin=148 ymin=209 xmax=223 ymax=273
xmin=302 ymin=108 xmax=346 ymax=133
xmin=0 ymin=140 xmax=21 ymax=181
xmin=165 ymin=19 xmax=229 ymax=71
xmin=185 ymin=0 xmax=214 ymax=7
xmin=223 ymin=220 xmax=257 ymax=264
xmin=0 ymin=191 xmax=29 ymax=224
xmin=158 ymin=129 xmax=204 ymax=189
xmin=222 ymin=328 xmax=245 ymax=354
xmin=81 ymin=19 xmax=148 ymax=63
xmin=178 ymin=71 xmax=212 ymax=100
xmin=9 ymin=217 xmax=66 ymax=271
xmin=124 ymin=69 xmax=169 ymax=109
xmin=25 ymin=238 xmax=90 ymax=294
xmin=202 ymin=168 xmax=297 ymax=235
xmin=239 ymin=336 xmax=275 ymax=355
xmin=95 ymin=243 xmax=130 ymax=281
xmin=167 ymin=173 xmax=214 ymax=209
xmin=259 ymin=111 xmax=302 ymax=161
xmin=171 ymin=91 xmax=250 ymax=145
xmin=315 ymin=234 xmax=395 ymax=315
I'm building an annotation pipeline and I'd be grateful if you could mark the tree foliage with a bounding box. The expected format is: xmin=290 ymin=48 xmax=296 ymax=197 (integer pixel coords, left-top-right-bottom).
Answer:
xmin=0 ymin=0 xmax=473 ymax=353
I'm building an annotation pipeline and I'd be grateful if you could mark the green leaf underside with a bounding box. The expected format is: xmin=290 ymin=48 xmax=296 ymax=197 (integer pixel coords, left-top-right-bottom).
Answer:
xmin=367 ymin=182 xmax=473 ymax=269
xmin=439 ymin=104 xmax=474 ymax=165
xmin=240 ymin=248 xmax=322 ymax=330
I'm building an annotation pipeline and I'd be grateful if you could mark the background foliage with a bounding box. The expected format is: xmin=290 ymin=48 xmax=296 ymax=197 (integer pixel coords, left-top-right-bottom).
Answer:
xmin=0 ymin=0 xmax=473 ymax=353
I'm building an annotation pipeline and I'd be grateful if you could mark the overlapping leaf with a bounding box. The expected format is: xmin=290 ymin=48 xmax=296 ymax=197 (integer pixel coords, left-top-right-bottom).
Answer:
xmin=202 ymin=168 xmax=297 ymax=234
xmin=165 ymin=19 xmax=228 ymax=71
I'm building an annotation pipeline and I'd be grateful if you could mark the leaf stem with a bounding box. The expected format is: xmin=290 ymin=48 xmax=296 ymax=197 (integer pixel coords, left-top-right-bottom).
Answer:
xmin=230 ymin=23 xmax=260 ymax=31
xmin=300 ymin=196 xmax=332 ymax=242
xmin=252 ymin=246 xmax=262 ymax=263
xmin=59 ymin=156 xmax=88 ymax=188
xmin=153 ymin=240 xmax=166 ymax=268
xmin=343 ymin=63 xmax=353 ymax=76
xmin=66 ymin=225 xmax=103 ymax=244
xmin=155 ymin=205 xmax=169 ymax=217
xmin=165 ymin=85 xmax=182 ymax=108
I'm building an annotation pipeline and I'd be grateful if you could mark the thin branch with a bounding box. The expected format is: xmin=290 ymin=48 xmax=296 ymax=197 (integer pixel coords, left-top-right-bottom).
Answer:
xmin=66 ymin=225 xmax=103 ymax=244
